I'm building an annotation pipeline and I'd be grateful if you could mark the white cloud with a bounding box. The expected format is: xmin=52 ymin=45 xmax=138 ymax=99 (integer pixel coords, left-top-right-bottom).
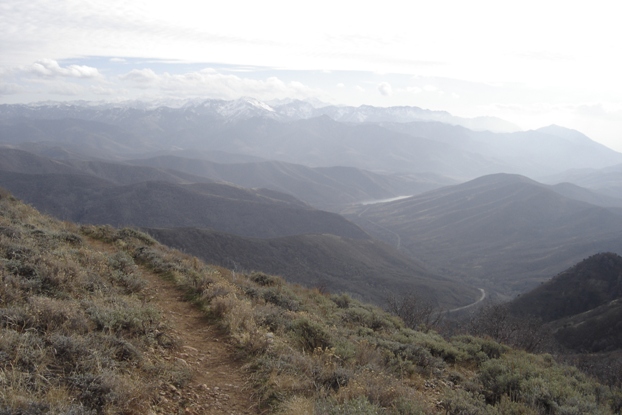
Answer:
xmin=90 ymin=85 xmax=118 ymax=95
xmin=46 ymin=82 xmax=87 ymax=96
xmin=378 ymin=82 xmax=392 ymax=96
xmin=0 ymin=82 xmax=22 ymax=95
xmin=423 ymin=85 xmax=437 ymax=92
xmin=118 ymin=67 xmax=322 ymax=101
xmin=119 ymin=68 xmax=159 ymax=85
xmin=355 ymin=85 xmax=365 ymax=93
xmin=336 ymin=83 xmax=345 ymax=88
xmin=406 ymin=86 xmax=422 ymax=94
xmin=29 ymin=59 xmax=101 ymax=79
xmin=110 ymin=57 xmax=126 ymax=63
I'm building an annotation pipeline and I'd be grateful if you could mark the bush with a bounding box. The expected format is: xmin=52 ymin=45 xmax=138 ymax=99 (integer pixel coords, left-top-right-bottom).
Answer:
xmin=315 ymin=396 xmax=382 ymax=415
xmin=451 ymin=335 xmax=508 ymax=364
xmin=249 ymin=272 xmax=282 ymax=287
xmin=288 ymin=318 xmax=332 ymax=351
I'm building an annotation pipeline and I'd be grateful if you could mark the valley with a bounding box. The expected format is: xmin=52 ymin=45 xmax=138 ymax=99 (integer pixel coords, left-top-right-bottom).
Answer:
xmin=2 ymin=99 xmax=622 ymax=304
xmin=2 ymin=98 xmax=622 ymax=414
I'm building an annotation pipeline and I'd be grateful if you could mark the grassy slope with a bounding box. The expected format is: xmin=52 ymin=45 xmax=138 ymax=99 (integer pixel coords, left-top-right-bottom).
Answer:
xmin=0 ymin=191 xmax=190 ymax=414
xmin=1 ymin=192 xmax=621 ymax=414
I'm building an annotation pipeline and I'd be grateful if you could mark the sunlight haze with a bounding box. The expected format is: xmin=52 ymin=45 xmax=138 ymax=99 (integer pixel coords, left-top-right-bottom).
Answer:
xmin=1 ymin=0 xmax=621 ymax=151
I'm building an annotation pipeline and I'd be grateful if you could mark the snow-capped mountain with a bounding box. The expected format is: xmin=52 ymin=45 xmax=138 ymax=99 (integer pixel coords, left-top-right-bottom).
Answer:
xmin=0 ymin=98 xmax=520 ymax=132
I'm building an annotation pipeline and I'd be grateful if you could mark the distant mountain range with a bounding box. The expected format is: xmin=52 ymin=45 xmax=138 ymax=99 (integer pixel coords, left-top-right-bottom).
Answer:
xmin=542 ymin=163 xmax=622 ymax=200
xmin=2 ymin=99 xmax=621 ymax=180
xmin=347 ymin=173 xmax=622 ymax=296
xmin=0 ymin=98 xmax=520 ymax=131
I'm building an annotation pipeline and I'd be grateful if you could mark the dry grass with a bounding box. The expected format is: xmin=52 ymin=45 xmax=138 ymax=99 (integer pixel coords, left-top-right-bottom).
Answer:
xmin=0 ymin=194 xmax=182 ymax=414
xmin=2 ymin=190 xmax=621 ymax=415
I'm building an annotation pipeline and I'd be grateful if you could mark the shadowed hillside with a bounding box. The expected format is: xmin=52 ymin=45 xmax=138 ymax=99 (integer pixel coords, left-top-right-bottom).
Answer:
xmin=347 ymin=174 xmax=622 ymax=295
xmin=0 ymin=147 xmax=212 ymax=185
xmin=128 ymin=155 xmax=454 ymax=211
xmin=143 ymin=227 xmax=480 ymax=308
xmin=509 ymin=252 xmax=622 ymax=352
xmin=0 ymin=170 xmax=369 ymax=239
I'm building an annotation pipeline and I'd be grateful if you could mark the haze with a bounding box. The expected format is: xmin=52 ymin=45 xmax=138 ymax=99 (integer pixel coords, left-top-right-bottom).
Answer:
xmin=1 ymin=0 xmax=621 ymax=151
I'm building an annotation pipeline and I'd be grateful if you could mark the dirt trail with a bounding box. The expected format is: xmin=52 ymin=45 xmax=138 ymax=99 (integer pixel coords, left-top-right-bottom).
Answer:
xmin=141 ymin=268 xmax=257 ymax=415
xmin=86 ymin=238 xmax=257 ymax=415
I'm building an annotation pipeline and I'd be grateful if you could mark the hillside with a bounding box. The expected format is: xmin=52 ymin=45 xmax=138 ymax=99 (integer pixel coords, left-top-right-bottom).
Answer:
xmin=542 ymin=163 xmax=622 ymax=200
xmin=128 ymin=155 xmax=454 ymax=211
xmin=0 ymin=147 xmax=453 ymax=212
xmin=0 ymin=170 xmax=369 ymax=239
xmin=0 ymin=147 xmax=211 ymax=185
xmin=0 ymin=189 xmax=254 ymax=414
xmin=143 ymin=227 xmax=480 ymax=308
xmin=347 ymin=173 xmax=622 ymax=295
xmin=1 ymin=190 xmax=620 ymax=414
xmin=509 ymin=252 xmax=622 ymax=352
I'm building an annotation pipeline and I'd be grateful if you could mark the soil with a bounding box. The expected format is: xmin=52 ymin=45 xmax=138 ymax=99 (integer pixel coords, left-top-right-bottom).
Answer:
xmin=140 ymin=268 xmax=258 ymax=415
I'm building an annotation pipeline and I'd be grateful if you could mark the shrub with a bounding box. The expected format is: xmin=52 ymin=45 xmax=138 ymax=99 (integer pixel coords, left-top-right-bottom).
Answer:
xmin=249 ymin=271 xmax=282 ymax=287
xmin=288 ymin=318 xmax=332 ymax=351
xmin=331 ymin=293 xmax=351 ymax=309
xmin=440 ymin=388 xmax=490 ymax=415
xmin=262 ymin=286 xmax=300 ymax=311
xmin=451 ymin=335 xmax=508 ymax=365
xmin=315 ymin=396 xmax=382 ymax=415
xmin=84 ymin=298 xmax=159 ymax=337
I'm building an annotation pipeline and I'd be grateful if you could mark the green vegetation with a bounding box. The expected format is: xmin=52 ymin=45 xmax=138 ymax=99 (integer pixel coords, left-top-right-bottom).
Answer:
xmin=1 ymin=190 xmax=621 ymax=414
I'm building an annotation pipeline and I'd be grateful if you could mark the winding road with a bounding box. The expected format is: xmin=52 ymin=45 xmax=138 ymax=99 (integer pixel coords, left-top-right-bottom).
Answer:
xmin=447 ymin=288 xmax=487 ymax=313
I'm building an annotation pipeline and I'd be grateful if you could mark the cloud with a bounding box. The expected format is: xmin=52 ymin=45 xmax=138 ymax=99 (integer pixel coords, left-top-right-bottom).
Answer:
xmin=117 ymin=67 xmax=323 ymax=101
xmin=90 ymin=85 xmax=119 ymax=95
xmin=29 ymin=59 xmax=101 ymax=79
xmin=46 ymin=82 xmax=87 ymax=96
xmin=336 ymin=83 xmax=345 ymax=88
xmin=406 ymin=86 xmax=422 ymax=94
xmin=355 ymin=85 xmax=365 ymax=93
xmin=573 ymin=103 xmax=622 ymax=119
xmin=378 ymin=82 xmax=392 ymax=96
xmin=119 ymin=68 xmax=159 ymax=86
xmin=0 ymin=82 xmax=22 ymax=95
xmin=110 ymin=57 xmax=126 ymax=63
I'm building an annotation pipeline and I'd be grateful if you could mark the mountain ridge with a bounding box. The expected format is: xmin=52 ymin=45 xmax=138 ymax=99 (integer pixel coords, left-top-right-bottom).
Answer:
xmin=347 ymin=173 xmax=622 ymax=295
xmin=143 ymin=226 xmax=480 ymax=308
xmin=508 ymin=252 xmax=622 ymax=352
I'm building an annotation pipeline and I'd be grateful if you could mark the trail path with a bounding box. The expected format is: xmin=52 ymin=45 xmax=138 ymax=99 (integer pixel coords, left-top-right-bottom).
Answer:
xmin=141 ymin=268 xmax=257 ymax=415
xmin=87 ymin=238 xmax=257 ymax=415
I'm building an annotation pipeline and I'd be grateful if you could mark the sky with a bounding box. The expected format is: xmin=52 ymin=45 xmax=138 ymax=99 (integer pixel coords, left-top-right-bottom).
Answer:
xmin=1 ymin=0 xmax=622 ymax=151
